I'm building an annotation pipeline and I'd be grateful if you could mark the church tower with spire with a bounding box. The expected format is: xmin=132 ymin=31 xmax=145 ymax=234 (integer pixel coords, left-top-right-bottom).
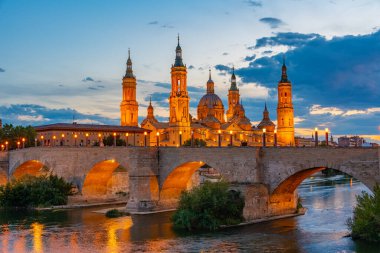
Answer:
xmin=168 ymin=35 xmax=191 ymax=144
xmin=226 ymin=67 xmax=240 ymax=121
xmin=120 ymin=49 xmax=139 ymax=126
xmin=277 ymin=57 xmax=295 ymax=146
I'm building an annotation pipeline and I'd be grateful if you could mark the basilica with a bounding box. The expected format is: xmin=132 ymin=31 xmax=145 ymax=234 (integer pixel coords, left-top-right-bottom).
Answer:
xmin=120 ymin=37 xmax=295 ymax=147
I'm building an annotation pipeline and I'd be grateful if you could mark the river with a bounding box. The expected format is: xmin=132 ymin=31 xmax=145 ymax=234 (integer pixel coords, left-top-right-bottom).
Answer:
xmin=0 ymin=174 xmax=379 ymax=253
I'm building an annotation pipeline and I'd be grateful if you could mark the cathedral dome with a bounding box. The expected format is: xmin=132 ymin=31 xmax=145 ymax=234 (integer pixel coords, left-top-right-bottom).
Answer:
xmin=198 ymin=93 xmax=224 ymax=109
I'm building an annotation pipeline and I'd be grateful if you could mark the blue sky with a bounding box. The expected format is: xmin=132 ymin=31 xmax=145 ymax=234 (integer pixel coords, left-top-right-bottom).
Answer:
xmin=0 ymin=0 xmax=379 ymax=142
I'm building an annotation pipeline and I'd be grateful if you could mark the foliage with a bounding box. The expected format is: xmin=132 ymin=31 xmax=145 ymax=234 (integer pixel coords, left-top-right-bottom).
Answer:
xmin=102 ymin=135 xmax=126 ymax=146
xmin=0 ymin=124 xmax=37 ymax=149
xmin=347 ymin=184 xmax=380 ymax=242
xmin=172 ymin=181 xmax=245 ymax=231
xmin=0 ymin=175 xmax=73 ymax=208
xmin=105 ymin=209 xmax=126 ymax=218
xmin=183 ymin=138 xmax=207 ymax=147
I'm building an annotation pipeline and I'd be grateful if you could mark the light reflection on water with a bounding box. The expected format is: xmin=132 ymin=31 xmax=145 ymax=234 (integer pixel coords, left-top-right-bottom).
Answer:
xmin=0 ymin=175 xmax=379 ymax=252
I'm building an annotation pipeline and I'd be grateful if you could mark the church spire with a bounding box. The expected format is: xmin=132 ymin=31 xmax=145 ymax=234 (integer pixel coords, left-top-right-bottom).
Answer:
xmin=280 ymin=54 xmax=289 ymax=83
xmin=206 ymin=68 xmax=214 ymax=94
xmin=229 ymin=66 xmax=238 ymax=91
xmin=263 ymin=102 xmax=269 ymax=119
xmin=174 ymin=34 xmax=184 ymax=67
xmin=125 ymin=48 xmax=134 ymax=78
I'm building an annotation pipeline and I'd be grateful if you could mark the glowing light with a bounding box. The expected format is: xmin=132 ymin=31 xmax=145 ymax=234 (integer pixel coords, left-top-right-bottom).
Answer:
xmin=113 ymin=132 xmax=116 ymax=136
xmin=218 ymin=130 xmax=221 ymax=134
xmin=156 ymin=132 xmax=160 ymax=136
xmin=53 ymin=136 xmax=56 ymax=140
xmin=22 ymin=138 xmax=25 ymax=142
xmin=85 ymin=133 xmax=89 ymax=137
xmin=31 ymin=222 xmax=44 ymax=253
xmin=229 ymin=130 xmax=233 ymax=134
xmin=263 ymin=128 xmax=266 ymax=133
xmin=74 ymin=134 xmax=78 ymax=138
xmin=61 ymin=134 xmax=65 ymax=138
xmin=325 ymin=128 xmax=329 ymax=133
xmin=98 ymin=133 xmax=102 ymax=138
xmin=314 ymin=127 xmax=318 ymax=132
xmin=40 ymin=136 xmax=44 ymax=140
xmin=179 ymin=131 xmax=182 ymax=135
xmin=144 ymin=131 xmax=147 ymax=136
xmin=125 ymin=133 xmax=129 ymax=137
xmin=274 ymin=129 xmax=277 ymax=134
xmin=5 ymin=141 xmax=8 ymax=145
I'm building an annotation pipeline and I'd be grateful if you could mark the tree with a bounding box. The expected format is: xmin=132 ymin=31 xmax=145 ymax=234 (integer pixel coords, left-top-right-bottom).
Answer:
xmin=0 ymin=124 xmax=37 ymax=149
xmin=102 ymin=135 xmax=126 ymax=146
xmin=172 ymin=181 xmax=245 ymax=231
xmin=183 ymin=138 xmax=207 ymax=147
xmin=347 ymin=184 xmax=380 ymax=242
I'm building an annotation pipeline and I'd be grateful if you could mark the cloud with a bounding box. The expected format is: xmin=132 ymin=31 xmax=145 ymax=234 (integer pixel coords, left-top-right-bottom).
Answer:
xmin=0 ymin=68 xmax=5 ymax=72
xmin=214 ymin=64 xmax=231 ymax=72
xmin=161 ymin=24 xmax=174 ymax=29
xmin=0 ymin=104 xmax=118 ymax=126
xmin=188 ymin=65 xmax=195 ymax=70
xmin=244 ymin=55 xmax=256 ymax=61
xmin=253 ymin=32 xmax=322 ymax=49
xmin=259 ymin=17 xmax=285 ymax=29
xmin=154 ymin=82 xmax=171 ymax=89
xmin=82 ymin=76 xmax=101 ymax=83
xmin=148 ymin=21 xmax=158 ymax=25
xmin=309 ymin=105 xmax=344 ymax=116
xmin=246 ymin=0 xmax=262 ymax=7
xmin=222 ymin=52 xmax=229 ymax=56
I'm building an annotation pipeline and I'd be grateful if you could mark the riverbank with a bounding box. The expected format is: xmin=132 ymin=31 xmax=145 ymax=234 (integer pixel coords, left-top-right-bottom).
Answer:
xmin=35 ymin=200 xmax=128 ymax=210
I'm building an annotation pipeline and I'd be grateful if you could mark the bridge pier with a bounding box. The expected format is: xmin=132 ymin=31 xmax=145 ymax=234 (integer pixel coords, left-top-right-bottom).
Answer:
xmin=126 ymin=175 xmax=160 ymax=213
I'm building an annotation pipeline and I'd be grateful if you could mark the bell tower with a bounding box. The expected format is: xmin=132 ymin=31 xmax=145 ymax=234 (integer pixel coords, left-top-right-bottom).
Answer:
xmin=277 ymin=57 xmax=295 ymax=146
xmin=168 ymin=35 xmax=191 ymax=144
xmin=120 ymin=49 xmax=139 ymax=126
xmin=226 ymin=67 xmax=240 ymax=121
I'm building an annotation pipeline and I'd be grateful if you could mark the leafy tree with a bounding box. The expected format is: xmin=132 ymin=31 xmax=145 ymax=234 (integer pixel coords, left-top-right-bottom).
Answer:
xmin=172 ymin=181 xmax=244 ymax=231
xmin=102 ymin=135 xmax=126 ymax=146
xmin=183 ymin=138 xmax=207 ymax=147
xmin=0 ymin=175 xmax=73 ymax=208
xmin=347 ymin=184 xmax=380 ymax=242
xmin=0 ymin=124 xmax=36 ymax=149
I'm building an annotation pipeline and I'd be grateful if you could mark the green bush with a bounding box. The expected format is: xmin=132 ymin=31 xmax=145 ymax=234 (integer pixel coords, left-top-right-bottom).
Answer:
xmin=0 ymin=175 xmax=73 ymax=208
xmin=183 ymin=138 xmax=207 ymax=147
xmin=347 ymin=184 xmax=380 ymax=242
xmin=172 ymin=181 xmax=244 ymax=231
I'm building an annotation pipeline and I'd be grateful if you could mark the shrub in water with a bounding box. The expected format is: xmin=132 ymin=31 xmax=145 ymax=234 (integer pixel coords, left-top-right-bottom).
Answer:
xmin=105 ymin=209 xmax=124 ymax=218
xmin=0 ymin=175 xmax=73 ymax=208
xmin=347 ymin=184 xmax=380 ymax=242
xmin=172 ymin=181 xmax=244 ymax=231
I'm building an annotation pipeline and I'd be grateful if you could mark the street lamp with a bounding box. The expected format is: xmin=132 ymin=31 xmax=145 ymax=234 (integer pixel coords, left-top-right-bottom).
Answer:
xmin=229 ymin=130 xmax=233 ymax=147
xmin=314 ymin=128 xmax=318 ymax=147
xmin=325 ymin=128 xmax=329 ymax=146
xmin=274 ymin=129 xmax=278 ymax=147
xmin=262 ymin=128 xmax=266 ymax=147
xmin=40 ymin=135 xmax=44 ymax=147
xmin=74 ymin=134 xmax=78 ymax=147
xmin=5 ymin=141 xmax=8 ymax=151
xmin=179 ymin=131 xmax=182 ymax=146
xmin=191 ymin=130 xmax=194 ymax=147
xmin=156 ymin=132 xmax=160 ymax=147
xmin=218 ymin=130 xmax=221 ymax=147
xmin=85 ymin=133 xmax=89 ymax=147
xmin=144 ymin=131 xmax=147 ymax=147
xmin=98 ymin=133 xmax=102 ymax=147
xmin=22 ymin=138 xmax=26 ymax=149
xmin=17 ymin=141 xmax=20 ymax=149
xmin=53 ymin=136 xmax=56 ymax=147
xmin=61 ymin=134 xmax=65 ymax=146
xmin=1 ymin=144 xmax=4 ymax=151
xmin=113 ymin=132 xmax=117 ymax=147
xmin=125 ymin=133 xmax=129 ymax=146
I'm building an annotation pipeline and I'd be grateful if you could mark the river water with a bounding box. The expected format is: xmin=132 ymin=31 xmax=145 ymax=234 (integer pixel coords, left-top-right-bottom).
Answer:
xmin=0 ymin=175 xmax=379 ymax=253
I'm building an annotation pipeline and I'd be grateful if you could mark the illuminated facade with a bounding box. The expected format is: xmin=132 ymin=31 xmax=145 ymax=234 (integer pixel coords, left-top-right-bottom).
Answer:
xmin=120 ymin=49 xmax=139 ymax=127
xmin=139 ymin=37 xmax=294 ymax=146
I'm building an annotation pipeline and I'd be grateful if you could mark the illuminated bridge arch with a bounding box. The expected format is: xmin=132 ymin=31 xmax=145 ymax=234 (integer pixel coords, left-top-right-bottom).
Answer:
xmin=82 ymin=160 xmax=129 ymax=198
xmin=0 ymin=171 xmax=7 ymax=185
xmin=160 ymin=161 xmax=223 ymax=206
xmin=12 ymin=160 xmax=50 ymax=180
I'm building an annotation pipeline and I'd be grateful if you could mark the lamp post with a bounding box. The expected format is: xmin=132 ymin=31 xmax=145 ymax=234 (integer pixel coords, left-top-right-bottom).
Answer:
xmin=53 ymin=136 xmax=56 ymax=147
xmin=229 ymin=130 xmax=233 ymax=147
xmin=218 ymin=130 xmax=221 ymax=147
xmin=274 ymin=129 xmax=278 ymax=147
xmin=179 ymin=131 xmax=182 ymax=146
xmin=22 ymin=138 xmax=25 ymax=149
xmin=156 ymin=132 xmax=160 ymax=147
xmin=125 ymin=133 xmax=129 ymax=146
xmin=113 ymin=132 xmax=117 ymax=147
xmin=61 ymin=134 xmax=65 ymax=146
xmin=1 ymin=144 xmax=4 ymax=151
xmin=5 ymin=141 xmax=8 ymax=151
xmin=40 ymin=135 xmax=44 ymax=147
xmin=17 ymin=141 xmax=20 ymax=149
xmin=191 ymin=130 xmax=194 ymax=147
xmin=34 ymin=138 xmax=37 ymax=147
xmin=144 ymin=131 xmax=147 ymax=147
xmin=85 ymin=133 xmax=89 ymax=147
xmin=325 ymin=128 xmax=329 ymax=146
xmin=74 ymin=134 xmax=78 ymax=147
xmin=262 ymin=128 xmax=266 ymax=147
xmin=98 ymin=133 xmax=102 ymax=147
xmin=314 ymin=128 xmax=318 ymax=147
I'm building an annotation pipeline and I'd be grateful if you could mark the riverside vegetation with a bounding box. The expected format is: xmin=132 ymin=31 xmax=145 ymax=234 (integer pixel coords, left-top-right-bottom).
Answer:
xmin=0 ymin=175 xmax=73 ymax=208
xmin=172 ymin=181 xmax=244 ymax=231
xmin=347 ymin=184 xmax=380 ymax=243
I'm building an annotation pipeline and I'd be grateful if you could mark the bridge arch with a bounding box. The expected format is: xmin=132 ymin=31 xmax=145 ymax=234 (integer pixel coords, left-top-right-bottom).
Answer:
xmin=272 ymin=166 xmax=373 ymax=197
xmin=0 ymin=171 xmax=7 ymax=185
xmin=12 ymin=160 xmax=50 ymax=180
xmin=82 ymin=160 xmax=129 ymax=198
xmin=160 ymin=161 xmax=223 ymax=206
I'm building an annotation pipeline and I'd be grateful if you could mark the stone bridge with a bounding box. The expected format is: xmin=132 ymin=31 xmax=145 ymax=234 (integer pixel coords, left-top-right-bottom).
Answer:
xmin=1 ymin=147 xmax=379 ymax=221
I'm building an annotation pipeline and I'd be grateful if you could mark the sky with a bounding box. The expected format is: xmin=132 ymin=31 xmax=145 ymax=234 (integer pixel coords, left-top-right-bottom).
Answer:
xmin=0 ymin=0 xmax=379 ymax=143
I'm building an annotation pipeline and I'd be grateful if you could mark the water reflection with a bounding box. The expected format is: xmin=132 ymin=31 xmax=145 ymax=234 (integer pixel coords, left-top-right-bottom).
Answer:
xmin=0 ymin=174 xmax=379 ymax=252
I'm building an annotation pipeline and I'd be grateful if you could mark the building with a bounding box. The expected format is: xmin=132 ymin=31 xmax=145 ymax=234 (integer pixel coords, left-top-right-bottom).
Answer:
xmin=35 ymin=123 xmax=150 ymax=147
xmin=338 ymin=136 xmax=365 ymax=147
xmin=138 ymin=37 xmax=295 ymax=147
